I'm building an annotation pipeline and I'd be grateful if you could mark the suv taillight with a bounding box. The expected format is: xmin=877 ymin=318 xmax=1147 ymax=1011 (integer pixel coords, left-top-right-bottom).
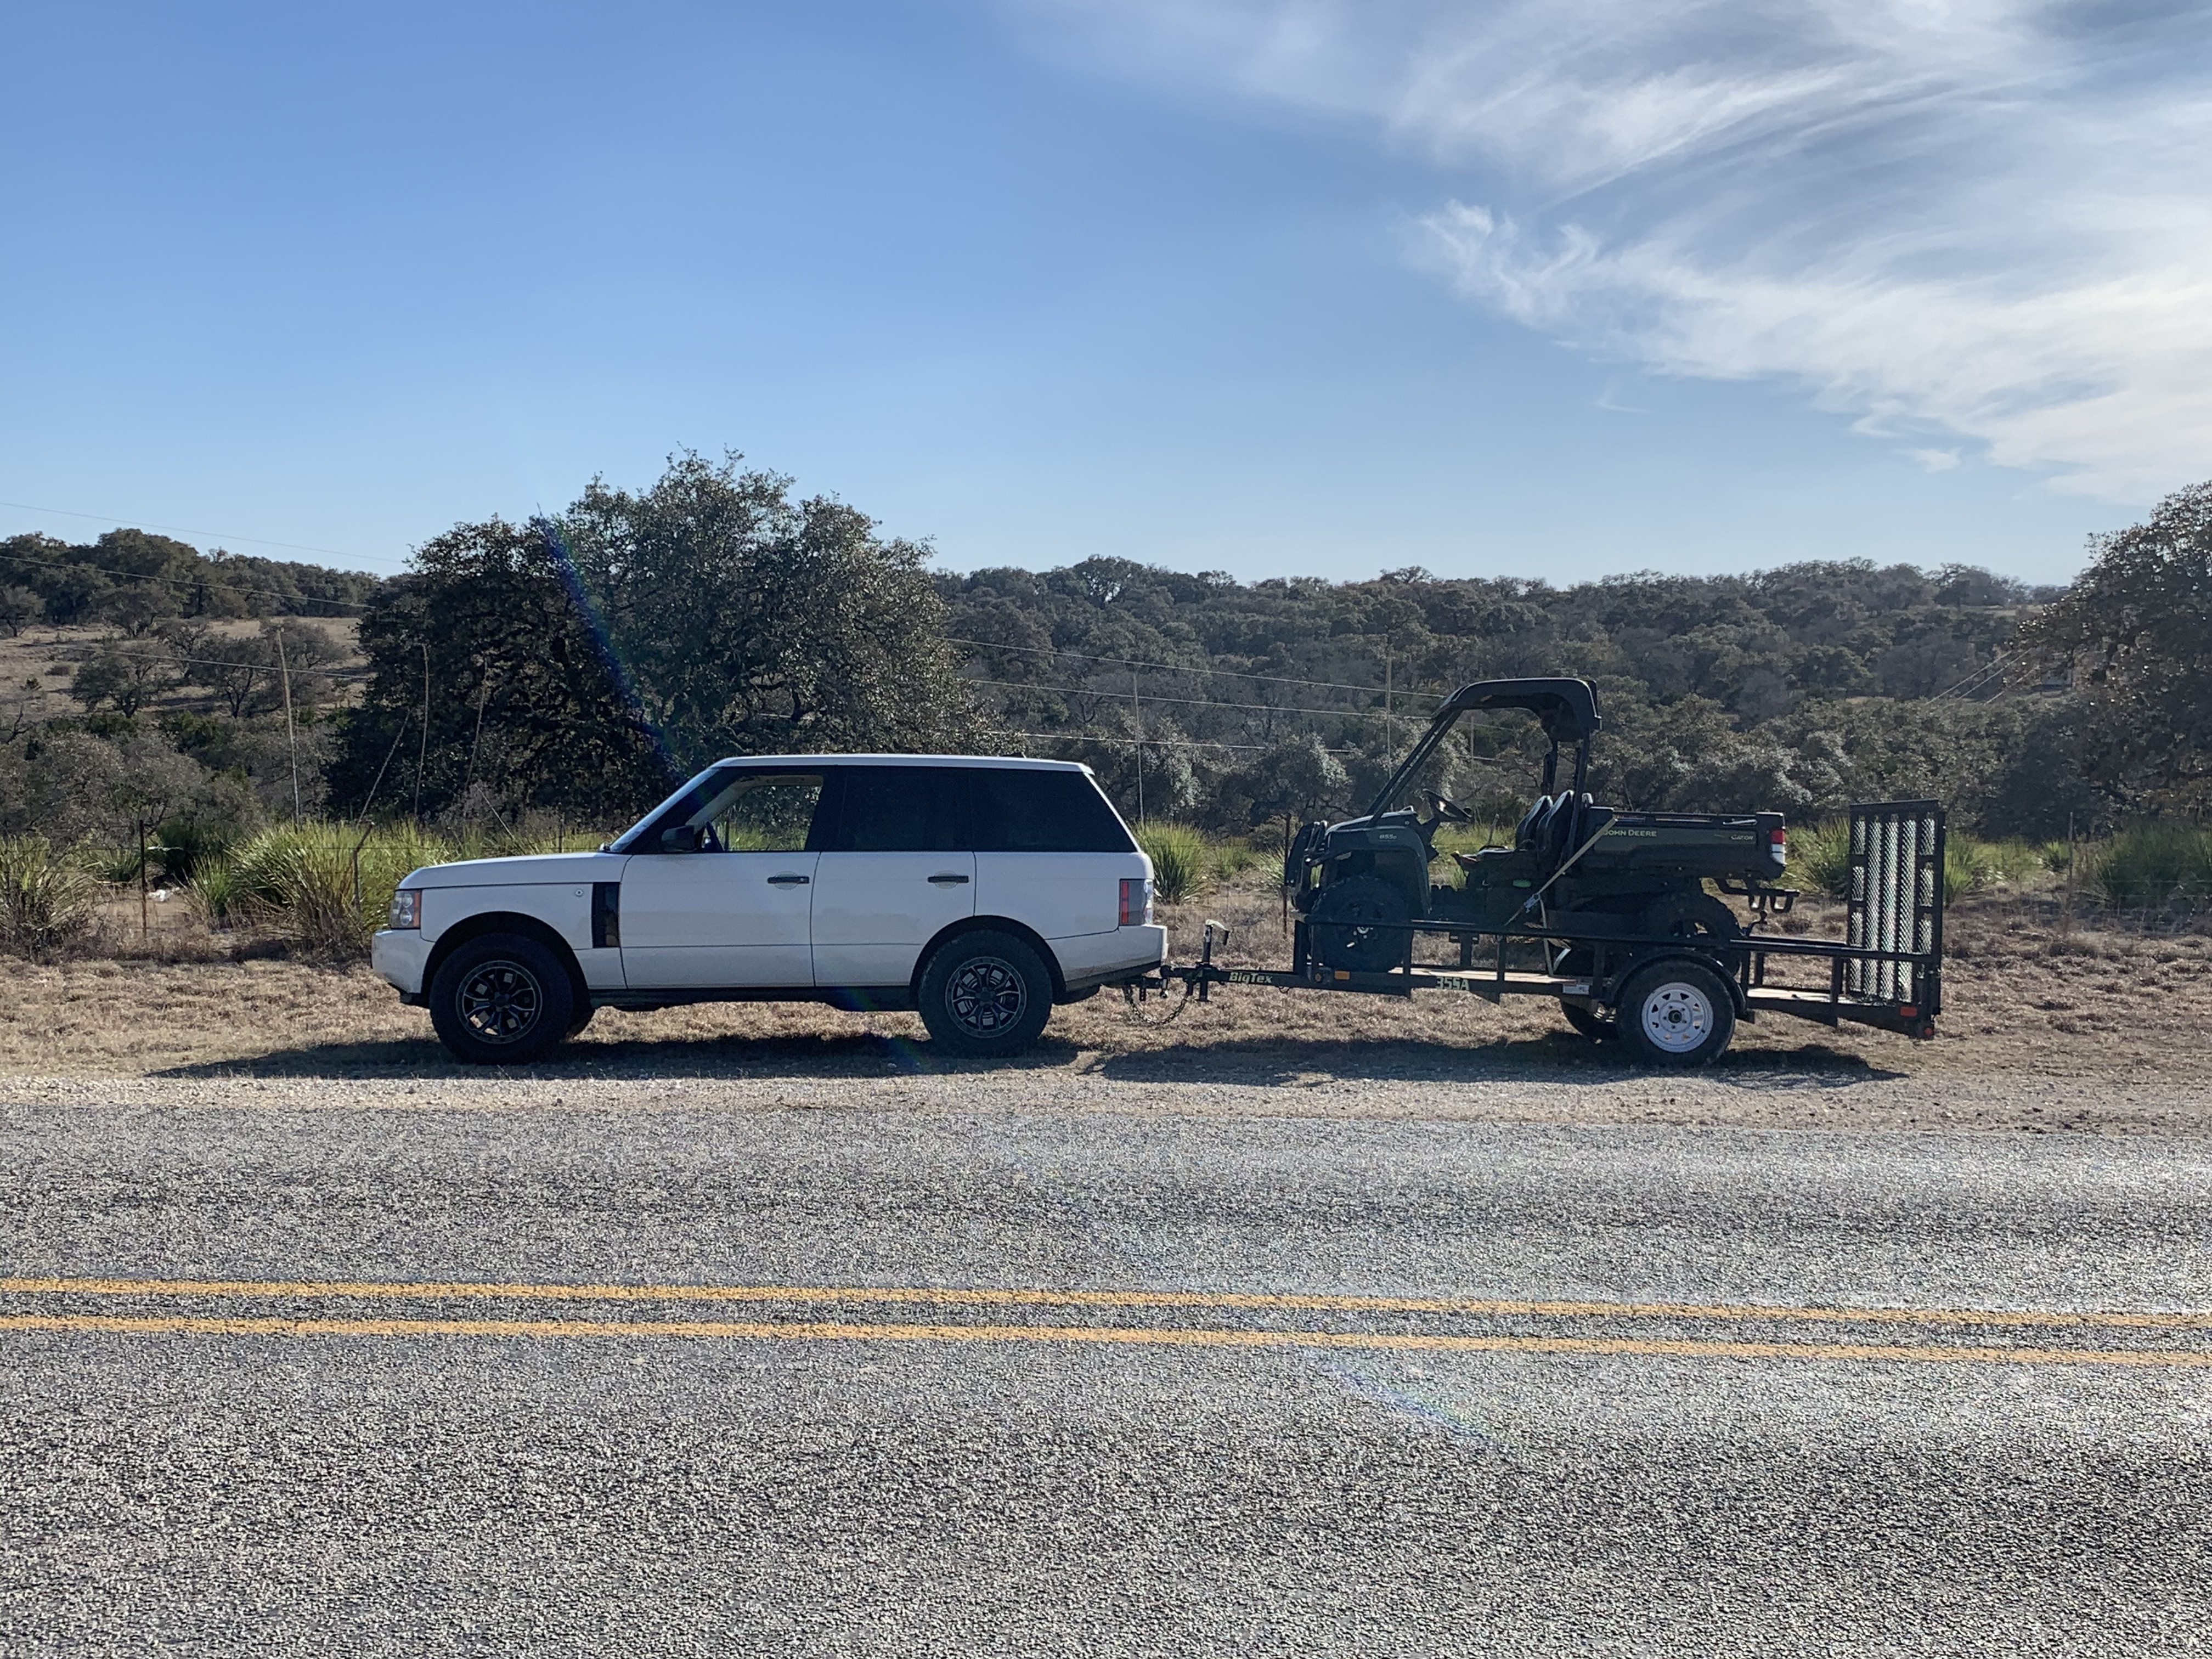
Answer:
xmin=1120 ymin=878 xmax=1153 ymax=927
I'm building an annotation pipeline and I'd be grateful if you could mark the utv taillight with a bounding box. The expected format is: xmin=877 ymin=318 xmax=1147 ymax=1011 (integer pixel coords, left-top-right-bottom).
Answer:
xmin=1120 ymin=878 xmax=1153 ymax=927
xmin=389 ymin=889 xmax=421 ymax=930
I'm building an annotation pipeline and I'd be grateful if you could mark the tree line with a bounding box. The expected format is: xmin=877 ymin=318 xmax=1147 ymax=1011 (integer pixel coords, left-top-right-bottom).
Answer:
xmin=3 ymin=456 xmax=2208 ymax=863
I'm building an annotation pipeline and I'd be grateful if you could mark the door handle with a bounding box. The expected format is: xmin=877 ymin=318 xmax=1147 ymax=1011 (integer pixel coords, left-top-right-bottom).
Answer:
xmin=766 ymin=873 xmax=810 ymax=885
xmin=928 ymin=873 xmax=971 ymax=885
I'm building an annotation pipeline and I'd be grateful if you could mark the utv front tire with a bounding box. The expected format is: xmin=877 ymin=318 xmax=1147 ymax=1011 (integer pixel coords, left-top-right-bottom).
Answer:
xmin=919 ymin=931 xmax=1053 ymax=1059
xmin=1618 ymin=960 xmax=1735 ymax=1068
xmin=1310 ymin=875 xmax=1414 ymax=974
xmin=427 ymin=934 xmax=575 ymax=1065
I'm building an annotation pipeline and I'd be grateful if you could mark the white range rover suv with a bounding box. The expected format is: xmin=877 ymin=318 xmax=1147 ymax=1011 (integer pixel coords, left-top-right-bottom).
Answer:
xmin=373 ymin=755 xmax=1166 ymax=1064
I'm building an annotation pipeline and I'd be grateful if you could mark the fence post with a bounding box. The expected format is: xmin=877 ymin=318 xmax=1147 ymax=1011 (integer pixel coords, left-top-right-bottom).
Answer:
xmin=137 ymin=818 xmax=149 ymax=941
xmin=277 ymin=629 xmax=301 ymax=828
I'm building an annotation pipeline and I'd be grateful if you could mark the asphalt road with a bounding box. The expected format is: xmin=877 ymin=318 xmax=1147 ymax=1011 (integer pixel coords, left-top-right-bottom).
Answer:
xmin=4 ymin=1088 xmax=2210 ymax=1656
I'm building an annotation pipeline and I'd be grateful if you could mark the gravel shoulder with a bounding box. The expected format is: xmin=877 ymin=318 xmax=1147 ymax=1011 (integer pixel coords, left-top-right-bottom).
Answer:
xmin=5 ymin=888 xmax=2208 ymax=1135
xmin=1 ymin=1065 xmax=2204 ymax=1138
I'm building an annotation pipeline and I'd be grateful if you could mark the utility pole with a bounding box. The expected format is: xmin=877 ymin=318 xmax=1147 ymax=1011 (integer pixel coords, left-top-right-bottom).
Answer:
xmin=461 ymin=673 xmax=492 ymax=832
xmin=1131 ymin=669 xmax=1144 ymax=823
xmin=276 ymin=628 xmax=302 ymax=827
xmin=1384 ymin=646 xmax=1393 ymax=754
xmin=414 ymin=641 xmax=431 ymax=825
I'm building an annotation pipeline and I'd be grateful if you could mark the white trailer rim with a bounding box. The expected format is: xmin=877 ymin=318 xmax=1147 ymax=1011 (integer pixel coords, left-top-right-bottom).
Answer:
xmin=1638 ymin=980 xmax=1715 ymax=1053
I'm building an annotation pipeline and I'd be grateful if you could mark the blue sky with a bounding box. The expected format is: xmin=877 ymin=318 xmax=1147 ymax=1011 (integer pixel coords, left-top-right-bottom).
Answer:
xmin=3 ymin=1 xmax=2206 ymax=585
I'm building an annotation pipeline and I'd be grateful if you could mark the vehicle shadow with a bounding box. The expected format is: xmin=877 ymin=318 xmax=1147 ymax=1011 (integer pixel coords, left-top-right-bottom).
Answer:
xmin=150 ymin=1029 xmax=1904 ymax=1087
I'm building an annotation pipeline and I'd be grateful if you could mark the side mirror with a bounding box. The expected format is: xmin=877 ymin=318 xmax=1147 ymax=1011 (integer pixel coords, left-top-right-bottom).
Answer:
xmin=658 ymin=824 xmax=702 ymax=854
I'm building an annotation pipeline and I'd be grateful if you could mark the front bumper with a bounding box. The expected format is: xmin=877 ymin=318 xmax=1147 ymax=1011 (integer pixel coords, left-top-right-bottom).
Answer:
xmin=370 ymin=928 xmax=433 ymax=998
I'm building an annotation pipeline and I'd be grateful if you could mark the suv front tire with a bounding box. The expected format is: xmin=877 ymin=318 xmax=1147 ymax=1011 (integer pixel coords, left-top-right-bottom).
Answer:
xmin=427 ymin=933 xmax=577 ymax=1065
xmin=918 ymin=930 xmax=1053 ymax=1058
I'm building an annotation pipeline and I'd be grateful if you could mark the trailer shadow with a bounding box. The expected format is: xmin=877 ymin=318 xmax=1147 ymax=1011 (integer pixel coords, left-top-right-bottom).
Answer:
xmin=151 ymin=1029 xmax=1905 ymax=1087
xmin=1087 ymin=1035 xmax=1908 ymax=1088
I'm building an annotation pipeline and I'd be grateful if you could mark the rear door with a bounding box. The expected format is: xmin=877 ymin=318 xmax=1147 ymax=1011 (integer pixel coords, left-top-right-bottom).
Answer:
xmin=620 ymin=769 xmax=827 ymax=989
xmin=809 ymin=765 xmax=975 ymax=989
xmin=970 ymin=767 xmax=1138 ymax=943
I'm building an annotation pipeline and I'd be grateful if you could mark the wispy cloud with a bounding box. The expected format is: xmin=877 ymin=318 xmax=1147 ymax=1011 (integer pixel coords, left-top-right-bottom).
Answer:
xmin=1023 ymin=1 xmax=2212 ymax=500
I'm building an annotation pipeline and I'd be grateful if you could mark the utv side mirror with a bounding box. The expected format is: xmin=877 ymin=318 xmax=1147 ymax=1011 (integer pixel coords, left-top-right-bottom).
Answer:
xmin=658 ymin=824 xmax=702 ymax=854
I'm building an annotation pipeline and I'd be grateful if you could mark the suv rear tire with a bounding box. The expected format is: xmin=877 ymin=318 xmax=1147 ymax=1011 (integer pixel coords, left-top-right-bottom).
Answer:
xmin=1617 ymin=959 xmax=1735 ymax=1068
xmin=918 ymin=931 xmax=1053 ymax=1058
xmin=428 ymin=934 xmax=576 ymax=1065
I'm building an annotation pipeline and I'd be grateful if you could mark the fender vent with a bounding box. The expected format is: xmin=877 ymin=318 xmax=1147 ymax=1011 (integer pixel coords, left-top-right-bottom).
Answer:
xmin=591 ymin=882 xmax=620 ymax=950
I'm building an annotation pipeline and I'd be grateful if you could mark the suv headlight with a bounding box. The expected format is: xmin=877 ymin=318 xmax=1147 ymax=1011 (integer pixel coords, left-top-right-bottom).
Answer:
xmin=388 ymin=888 xmax=422 ymax=930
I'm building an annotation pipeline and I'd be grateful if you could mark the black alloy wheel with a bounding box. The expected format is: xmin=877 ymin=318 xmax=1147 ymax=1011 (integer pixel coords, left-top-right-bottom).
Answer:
xmin=427 ymin=934 xmax=576 ymax=1065
xmin=918 ymin=930 xmax=1053 ymax=1058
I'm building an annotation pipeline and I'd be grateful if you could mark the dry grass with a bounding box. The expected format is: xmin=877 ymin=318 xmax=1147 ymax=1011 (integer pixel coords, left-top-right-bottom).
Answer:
xmin=3 ymin=872 xmax=2207 ymax=1087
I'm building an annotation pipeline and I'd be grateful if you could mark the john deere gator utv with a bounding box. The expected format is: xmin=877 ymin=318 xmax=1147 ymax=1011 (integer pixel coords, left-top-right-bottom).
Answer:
xmin=1139 ymin=673 xmax=1939 ymax=1067
xmin=1284 ymin=678 xmax=1790 ymax=995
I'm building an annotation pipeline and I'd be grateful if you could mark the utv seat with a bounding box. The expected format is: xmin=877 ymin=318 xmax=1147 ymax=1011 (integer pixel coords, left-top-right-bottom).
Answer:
xmin=1515 ymin=793 xmax=1558 ymax=852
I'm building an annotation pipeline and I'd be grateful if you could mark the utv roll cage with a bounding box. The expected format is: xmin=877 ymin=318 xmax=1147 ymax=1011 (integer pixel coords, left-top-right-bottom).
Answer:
xmin=1367 ymin=677 xmax=1602 ymax=817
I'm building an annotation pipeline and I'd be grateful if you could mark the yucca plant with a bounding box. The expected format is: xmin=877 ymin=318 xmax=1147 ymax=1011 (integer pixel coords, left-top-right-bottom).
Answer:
xmin=0 ymin=835 xmax=103 ymax=955
xmin=231 ymin=822 xmax=459 ymax=954
xmin=2091 ymin=821 xmax=2212 ymax=911
xmin=1135 ymin=822 xmax=1210 ymax=905
xmin=185 ymin=857 xmax=248 ymax=929
xmin=1786 ymin=820 xmax=1854 ymax=900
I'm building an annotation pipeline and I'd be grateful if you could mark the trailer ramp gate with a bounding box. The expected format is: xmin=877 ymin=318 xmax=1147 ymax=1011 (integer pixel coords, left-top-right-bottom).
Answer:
xmin=1145 ymin=799 xmax=1946 ymax=1048
xmin=1844 ymin=799 xmax=1943 ymax=1015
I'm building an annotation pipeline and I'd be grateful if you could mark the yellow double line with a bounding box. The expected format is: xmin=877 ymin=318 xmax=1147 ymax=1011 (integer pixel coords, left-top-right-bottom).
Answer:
xmin=3 ymin=1276 xmax=2208 ymax=1368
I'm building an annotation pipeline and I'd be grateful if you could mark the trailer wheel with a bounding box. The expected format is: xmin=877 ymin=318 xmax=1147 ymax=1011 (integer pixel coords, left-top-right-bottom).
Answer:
xmin=1618 ymin=960 xmax=1735 ymax=1068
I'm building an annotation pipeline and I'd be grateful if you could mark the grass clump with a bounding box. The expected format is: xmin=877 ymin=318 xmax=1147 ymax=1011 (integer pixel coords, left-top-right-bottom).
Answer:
xmin=1209 ymin=837 xmax=1263 ymax=882
xmin=1786 ymin=820 xmax=1854 ymax=900
xmin=232 ymin=823 xmax=459 ymax=954
xmin=2090 ymin=821 xmax=2212 ymax=911
xmin=0 ymin=836 xmax=103 ymax=955
xmin=1136 ymin=822 xmax=1210 ymax=905
xmin=1788 ymin=820 xmax=2011 ymax=904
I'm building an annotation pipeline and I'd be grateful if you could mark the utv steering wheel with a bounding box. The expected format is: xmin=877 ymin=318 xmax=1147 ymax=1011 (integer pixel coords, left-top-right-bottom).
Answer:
xmin=1424 ymin=791 xmax=1474 ymax=825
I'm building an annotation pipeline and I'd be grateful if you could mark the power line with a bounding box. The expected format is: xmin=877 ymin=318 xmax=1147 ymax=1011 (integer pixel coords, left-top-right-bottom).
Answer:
xmin=0 ymin=499 xmax=376 ymax=566
xmin=1933 ymin=651 xmax=2013 ymax=702
xmin=966 ymin=675 xmax=1400 ymax=724
xmin=946 ymin=635 xmax=1444 ymax=702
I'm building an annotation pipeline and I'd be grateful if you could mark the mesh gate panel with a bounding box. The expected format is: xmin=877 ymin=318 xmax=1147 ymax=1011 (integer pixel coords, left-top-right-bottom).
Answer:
xmin=1844 ymin=800 xmax=1943 ymax=1011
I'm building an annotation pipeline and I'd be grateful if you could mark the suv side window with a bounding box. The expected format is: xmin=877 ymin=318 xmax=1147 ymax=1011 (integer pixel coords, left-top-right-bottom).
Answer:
xmin=828 ymin=766 xmax=964 ymax=852
xmin=653 ymin=769 xmax=827 ymax=852
xmin=971 ymin=769 xmax=1135 ymax=853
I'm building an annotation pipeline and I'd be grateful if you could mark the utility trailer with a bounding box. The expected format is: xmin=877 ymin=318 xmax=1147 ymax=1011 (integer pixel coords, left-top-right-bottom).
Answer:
xmin=1137 ymin=798 xmax=1946 ymax=1069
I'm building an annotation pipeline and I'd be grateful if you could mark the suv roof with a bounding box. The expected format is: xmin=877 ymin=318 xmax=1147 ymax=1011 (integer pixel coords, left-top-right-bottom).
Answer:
xmin=709 ymin=754 xmax=1091 ymax=772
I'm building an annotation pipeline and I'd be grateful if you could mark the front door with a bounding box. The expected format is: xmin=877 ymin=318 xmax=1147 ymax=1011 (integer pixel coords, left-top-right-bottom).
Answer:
xmin=810 ymin=765 xmax=975 ymax=989
xmin=620 ymin=770 xmax=826 ymax=989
